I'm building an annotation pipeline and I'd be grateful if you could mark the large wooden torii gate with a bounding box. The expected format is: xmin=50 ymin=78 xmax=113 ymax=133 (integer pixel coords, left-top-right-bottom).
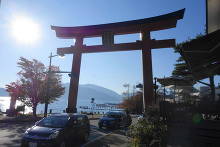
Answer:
xmin=52 ymin=9 xmax=185 ymax=113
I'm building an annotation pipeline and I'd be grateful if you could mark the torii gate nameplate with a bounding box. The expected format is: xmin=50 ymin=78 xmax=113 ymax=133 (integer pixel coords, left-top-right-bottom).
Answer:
xmin=52 ymin=9 xmax=185 ymax=113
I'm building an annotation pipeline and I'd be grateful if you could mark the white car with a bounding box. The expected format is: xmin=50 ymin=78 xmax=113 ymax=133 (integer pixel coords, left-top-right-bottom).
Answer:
xmin=137 ymin=114 xmax=144 ymax=121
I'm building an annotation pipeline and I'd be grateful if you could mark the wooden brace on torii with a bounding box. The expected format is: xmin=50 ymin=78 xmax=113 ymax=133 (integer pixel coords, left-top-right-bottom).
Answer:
xmin=52 ymin=9 xmax=185 ymax=113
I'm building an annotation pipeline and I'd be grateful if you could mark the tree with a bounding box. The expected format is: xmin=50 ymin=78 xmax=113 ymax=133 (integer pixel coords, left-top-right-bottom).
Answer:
xmin=173 ymin=34 xmax=204 ymax=79
xmin=173 ymin=34 xmax=216 ymax=101
xmin=90 ymin=98 xmax=95 ymax=115
xmin=40 ymin=66 xmax=65 ymax=104
xmin=171 ymin=38 xmax=199 ymax=103
xmin=17 ymin=57 xmax=65 ymax=117
xmin=120 ymin=92 xmax=143 ymax=114
xmin=173 ymin=46 xmax=192 ymax=78
xmin=5 ymin=81 xmax=25 ymax=116
xmin=91 ymin=98 xmax=95 ymax=104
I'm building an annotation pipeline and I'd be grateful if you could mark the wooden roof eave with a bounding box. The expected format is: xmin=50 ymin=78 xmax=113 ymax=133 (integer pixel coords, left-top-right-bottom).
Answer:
xmin=179 ymin=29 xmax=220 ymax=80
xmin=157 ymin=77 xmax=195 ymax=86
xmin=51 ymin=9 xmax=185 ymax=38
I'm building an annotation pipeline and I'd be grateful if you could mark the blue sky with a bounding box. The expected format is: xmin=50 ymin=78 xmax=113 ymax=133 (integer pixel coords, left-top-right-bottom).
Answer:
xmin=0 ymin=0 xmax=216 ymax=94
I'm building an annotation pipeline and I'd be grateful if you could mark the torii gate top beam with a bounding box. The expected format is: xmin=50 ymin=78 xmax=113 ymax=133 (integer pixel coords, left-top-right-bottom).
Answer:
xmin=51 ymin=9 xmax=185 ymax=39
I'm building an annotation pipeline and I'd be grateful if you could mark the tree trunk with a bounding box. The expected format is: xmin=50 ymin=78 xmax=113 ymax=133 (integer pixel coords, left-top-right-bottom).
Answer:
xmin=9 ymin=96 xmax=16 ymax=110
xmin=32 ymin=105 xmax=37 ymax=117
xmin=7 ymin=96 xmax=17 ymax=116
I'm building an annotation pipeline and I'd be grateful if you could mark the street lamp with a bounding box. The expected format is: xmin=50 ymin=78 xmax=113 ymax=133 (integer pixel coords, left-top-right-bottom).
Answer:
xmin=44 ymin=52 xmax=64 ymax=117
xmin=154 ymin=77 xmax=159 ymax=104
xmin=123 ymin=83 xmax=130 ymax=98
xmin=91 ymin=98 xmax=95 ymax=118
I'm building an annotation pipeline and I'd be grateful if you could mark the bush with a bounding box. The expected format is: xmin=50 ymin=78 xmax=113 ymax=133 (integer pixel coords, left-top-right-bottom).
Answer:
xmin=16 ymin=105 xmax=25 ymax=113
xmin=128 ymin=107 xmax=167 ymax=147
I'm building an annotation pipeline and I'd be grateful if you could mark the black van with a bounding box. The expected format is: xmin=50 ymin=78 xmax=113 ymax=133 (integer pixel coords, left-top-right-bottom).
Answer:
xmin=21 ymin=113 xmax=90 ymax=147
xmin=98 ymin=111 xmax=132 ymax=129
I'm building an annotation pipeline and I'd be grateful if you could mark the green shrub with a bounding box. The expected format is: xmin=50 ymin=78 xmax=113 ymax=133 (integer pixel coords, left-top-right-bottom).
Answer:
xmin=128 ymin=107 xmax=167 ymax=147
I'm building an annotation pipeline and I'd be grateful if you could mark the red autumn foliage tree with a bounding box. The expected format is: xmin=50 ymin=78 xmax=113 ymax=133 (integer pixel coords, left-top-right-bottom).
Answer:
xmin=17 ymin=57 xmax=46 ymax=116
xmin=17 ymin=57 xmax=64 ymax=117
xmin=119 ymin=92 xmax=143 ymax=114
xmin=5 ymin=81 xmax=25 ymax=116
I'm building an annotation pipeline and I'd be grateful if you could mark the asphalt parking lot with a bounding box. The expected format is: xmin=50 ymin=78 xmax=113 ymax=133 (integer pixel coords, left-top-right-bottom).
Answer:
xmin=0 ymin=119 xmax=113 ymax=147
xmin=0 ymin=116 xmax=138 ymax=147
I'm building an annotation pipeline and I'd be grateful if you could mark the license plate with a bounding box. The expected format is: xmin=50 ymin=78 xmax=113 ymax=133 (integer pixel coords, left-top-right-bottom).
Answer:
xmin=29 ymin=142 xmax=37 ymax=147
xmin=103 ymin=123 xmax=107 ymax=126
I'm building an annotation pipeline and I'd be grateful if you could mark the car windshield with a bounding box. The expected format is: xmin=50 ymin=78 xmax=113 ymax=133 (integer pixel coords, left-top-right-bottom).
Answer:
xmin=37 ymin=116 xmax=69 ymax=128
xmin=104 ymin=112 xmax=122 ymax=118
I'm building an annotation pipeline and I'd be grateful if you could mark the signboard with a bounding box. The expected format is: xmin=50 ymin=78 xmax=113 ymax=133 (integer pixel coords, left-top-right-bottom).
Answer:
xmin=207 ymin=0 xmax=220 ymax=33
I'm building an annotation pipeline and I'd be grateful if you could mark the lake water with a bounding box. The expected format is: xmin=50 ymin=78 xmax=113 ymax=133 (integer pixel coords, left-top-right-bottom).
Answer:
xmin=0 ymin=96 xmax=32 ymax=114
xmin=0 ymin=97 xmax=122 ymax=114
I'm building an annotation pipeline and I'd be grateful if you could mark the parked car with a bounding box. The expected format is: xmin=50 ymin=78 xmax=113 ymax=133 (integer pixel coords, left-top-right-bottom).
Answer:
xmin=98 ymin=111 xmax=132 ymax=129
xmin=21 ymin=113 xmax=90 ymax=147
xmin=137 ymin=114 xmax=144 ymax=121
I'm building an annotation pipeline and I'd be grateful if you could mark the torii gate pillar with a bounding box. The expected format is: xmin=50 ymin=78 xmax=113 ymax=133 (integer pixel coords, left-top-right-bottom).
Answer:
xmin=66 ymin=37 xmax=83 ymax=113
xmin=141 ymin=31 xmax=154 ymax=110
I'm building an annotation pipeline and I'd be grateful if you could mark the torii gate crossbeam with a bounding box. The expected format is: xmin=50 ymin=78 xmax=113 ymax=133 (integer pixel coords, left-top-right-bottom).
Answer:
xmin=52 ymin=9 xmax=185 ymax=113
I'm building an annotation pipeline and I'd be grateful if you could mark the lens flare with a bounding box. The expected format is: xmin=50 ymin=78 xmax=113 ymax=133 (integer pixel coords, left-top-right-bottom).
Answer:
xmin=11 ymin=16 xmax=41 ymax=44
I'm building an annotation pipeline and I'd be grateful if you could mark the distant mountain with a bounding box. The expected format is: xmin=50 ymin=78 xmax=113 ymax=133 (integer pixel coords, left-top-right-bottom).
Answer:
xmin=78 ymin=84 xmax=122 ymax=103
xmin=0 ymin=88 xmax=9 ymax=96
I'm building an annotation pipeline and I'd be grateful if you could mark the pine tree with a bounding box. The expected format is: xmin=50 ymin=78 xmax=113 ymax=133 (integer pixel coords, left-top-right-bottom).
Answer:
xmin=172 ymin=43 xmax=192 ymax=78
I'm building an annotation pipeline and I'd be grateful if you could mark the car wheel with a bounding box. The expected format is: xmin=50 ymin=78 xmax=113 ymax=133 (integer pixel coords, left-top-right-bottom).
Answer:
xmin=82 ymin=132 xmax=89 ymax=143
xmin=59 ymin=141 xmax=66 ymax=147
xmin=20 ymin=141 xmax=26 ymax=147
xmin=114 ymin=123 xmax=119 ymax=129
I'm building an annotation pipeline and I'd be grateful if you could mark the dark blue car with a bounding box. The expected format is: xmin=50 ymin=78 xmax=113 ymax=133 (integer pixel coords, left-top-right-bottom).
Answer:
xmin=98 ymin=112 xmax=132 ymax=129
xmin=21 ymin=113 xmax=90 ymax=147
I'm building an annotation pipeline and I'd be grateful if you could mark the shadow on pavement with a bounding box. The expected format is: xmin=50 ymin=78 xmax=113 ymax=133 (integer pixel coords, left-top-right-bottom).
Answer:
xmin=0 ymin=122 xmax=34 ymax=147
xmin=84 ymin=133 xmax=129 ymax=147
xmin=85 ymin=125 xmax=130 ymax=147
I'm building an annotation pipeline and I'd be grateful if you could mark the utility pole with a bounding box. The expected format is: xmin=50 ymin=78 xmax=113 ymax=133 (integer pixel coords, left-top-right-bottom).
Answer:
xmin=44 ymin=52 xmax=53 ymax=117
xmin=205 ymin=0 xmax=216 ymax=101
xmin=123 ymin=84 xmax=130 ymax=98
xmin=44 ymin=52 xmax=66 ymax=117
xmin=163 ymin=76 xmax=166 ymax=101
xmin=132 ymin=85 xmax=136 ymax=96
xmin=154 ymin=77 xmax=157 ymax=104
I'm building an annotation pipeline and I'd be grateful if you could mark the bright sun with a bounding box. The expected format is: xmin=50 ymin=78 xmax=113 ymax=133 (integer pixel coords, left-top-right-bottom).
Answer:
xmin=11 ymin=16 xmax=41 ymax=44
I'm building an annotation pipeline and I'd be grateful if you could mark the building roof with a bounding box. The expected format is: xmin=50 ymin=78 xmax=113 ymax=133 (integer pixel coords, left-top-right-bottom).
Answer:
xmin=180 ymin=29 xmax=220 ymax=80
xmin=157 ymin=76 xmax=195 ymax=86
